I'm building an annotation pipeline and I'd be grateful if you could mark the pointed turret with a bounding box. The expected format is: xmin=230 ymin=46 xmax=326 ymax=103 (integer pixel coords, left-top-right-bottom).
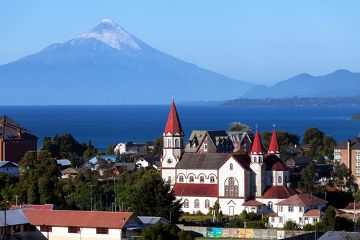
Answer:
xmin=268 ymin=126 xmax=280 ymax=155
xmin=164 ymin=99 xmax=183 ymax=135
xmin=251 ymin=127 xmax=263 ymax=154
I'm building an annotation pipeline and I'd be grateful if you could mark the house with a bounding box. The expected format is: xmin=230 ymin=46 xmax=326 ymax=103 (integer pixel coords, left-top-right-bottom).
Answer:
xmin=269 ymin=193 xmax=327 ymax=228
xmin=185 ymin=130 xmax=234 ymax=153
xmin=114 ymin=142 xmax=149 ymax=155
xmin=0 ymin=208 xmax=30 ymax=238
xmin=161 ymin=100 xmax=310 ymax=217
xmin=334 ymin=136 xmax=360 ymax=186
xmin=0 ymin=161 xmax=19 ymax=176
xmin=23 ymin=210 xmax=142 ymax=240
xmin=138 ymin=216 xmax=170 ymax=226
xmin=136 ymin=156 xmax=161 ymax=169
xmin=0 ymin=115 xmax=38 ymax=164
xmin=227 ymin=131 xmax=253 ymax=153
xmin=61 ymin=167 xmax=79 ymax=179
xmin=286 ymin=157 xmax=313 ymax=170
xmin=112 ymin=162 xmax=136 ymax=176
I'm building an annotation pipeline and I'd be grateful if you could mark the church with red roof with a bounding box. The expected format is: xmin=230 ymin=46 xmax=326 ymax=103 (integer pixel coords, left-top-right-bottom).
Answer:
xmin=160 ymin=100 xmax=325 ymax=226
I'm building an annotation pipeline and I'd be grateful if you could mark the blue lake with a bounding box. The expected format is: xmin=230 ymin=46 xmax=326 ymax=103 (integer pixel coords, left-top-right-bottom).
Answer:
xmin=0 ymin=105 xmax=359 ymax=150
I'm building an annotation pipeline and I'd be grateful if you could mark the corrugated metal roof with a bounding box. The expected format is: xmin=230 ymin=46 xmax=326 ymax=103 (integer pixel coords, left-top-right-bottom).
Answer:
xmin=0 ymin=209 xmax=29 ymax=227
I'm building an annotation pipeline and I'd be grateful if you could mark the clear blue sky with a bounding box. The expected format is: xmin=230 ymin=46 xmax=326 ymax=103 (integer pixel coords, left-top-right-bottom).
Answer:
xmin=1 ymin=0 xmax=359 ymax=84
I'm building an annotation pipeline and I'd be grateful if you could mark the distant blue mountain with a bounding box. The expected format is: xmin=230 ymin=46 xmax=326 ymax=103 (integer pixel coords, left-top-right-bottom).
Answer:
xmin=0 ymin=19 xmax=253 ymax=105
xmin=243 ymin=70 xmax=360 ymax=98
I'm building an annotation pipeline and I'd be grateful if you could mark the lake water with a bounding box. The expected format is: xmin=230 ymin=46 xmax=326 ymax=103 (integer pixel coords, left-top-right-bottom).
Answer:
xmin=0 ymin=105 xmax=359 ymax=150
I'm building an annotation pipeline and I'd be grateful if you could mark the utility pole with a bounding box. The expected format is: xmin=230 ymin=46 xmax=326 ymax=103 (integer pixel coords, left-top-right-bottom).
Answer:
xmin=14 ymin=195 xmax=19 ymax=206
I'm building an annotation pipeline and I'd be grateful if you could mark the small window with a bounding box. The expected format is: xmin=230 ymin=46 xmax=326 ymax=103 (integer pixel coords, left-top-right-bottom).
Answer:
xmin=254 ymin=156 xmax=257 ymax=163
xmin=184 ymin=199 xmax=189 ymax=208
xmin=278 ymin=206 xmax=283 ymax=212
xmin=210 ymin=176 xmax=215 ymax=183
xmin=279 ymin=216 xmax=283 ymax=223
xmin=267 ymin=201 xmax=273 ymax=210
xmin=200 ymin=176 xmax=205 ymax=183
xmin=288 ymin=206 xmax=294 ymax=212
xmin=168 ymin=176 xmax=171 ymax=183
xmin=168 ymin=139 xmax=171 ymax=148
xmin=271 ymin=217 xmax=275 ymax=223
xmin=278 ymin=176 xmax=282 ymax=184
xmin=299 ymin=207 xmax=303 ymax=212
xmin=194 ymin=199 xmax=200 ymax=208
xmin=189 ymin=176 xmax=194 ymax=182
xmin=68 ymin=227 xmax=80 ymax=233
xmin=96 ymin=228 xmax=109 ymax=234
xmin=230 ymin=163 xmax=233 ymax=170
xmin=40 ymin=226 xmax=52 ymax=232
xmin=179 ymin=175 xmax=184 ymax=182
xmin=204 ymin=144 xmax=208 ymax=151
xmin=205 ymin=199 xmax=210 ymax=208
xmin=314 ymin=218 xmax=318 ymax=223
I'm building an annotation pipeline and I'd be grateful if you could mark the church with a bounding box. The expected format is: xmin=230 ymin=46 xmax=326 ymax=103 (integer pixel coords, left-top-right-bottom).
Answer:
xmin=160 ymin=100 xmax=300 ymax=217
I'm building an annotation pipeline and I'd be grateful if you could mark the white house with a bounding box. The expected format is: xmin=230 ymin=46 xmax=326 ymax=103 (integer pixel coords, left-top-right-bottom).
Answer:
xmin=269 ymin=193 xmax=327 ymax=228
xmin=160 ymin=100 xmax=326 ymax=221
xmin=23 ymin=210 xmax=142 ymax=240
xmin=0 ymin=161 xmax=19 ymax=176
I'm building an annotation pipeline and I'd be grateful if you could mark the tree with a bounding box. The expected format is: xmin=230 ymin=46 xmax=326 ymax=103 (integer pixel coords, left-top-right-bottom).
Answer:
xmin=283 ymin=220 xmax=299 ymax=230
xmin=141 ymin=223 xmax=193 ymax=240
xmin=261 ymin=131 xmax=299 ymax=150
xmin=299 ymin=163 xmax=317 ymax=193
xmin=321 ymin=207 xmax=336 ymax=231
xmin=116 ymin=170 xmax=182 ymax=223
xmin=151 ymin=137 xmax=163 ymax=157
xmin=17 ymin=150 xmax=60 ymax=205
xmin=105 ymin=145 xmax=114 ymax=155
xmin=332 ymin=162 xmax=351 ymax=186
xmin=208 ymin=201 xmax=222 ymax=222
xmin=228 ymin=122 xmax=253 ymax=135
xmin=303 ymin=128 xmax=325 ymax=145
xmin=302 ymin=128 xmax=336 ymax=160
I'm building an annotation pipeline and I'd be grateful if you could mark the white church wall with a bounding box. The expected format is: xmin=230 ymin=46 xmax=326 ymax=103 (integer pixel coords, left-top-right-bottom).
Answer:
xmin=176 ymin=169 xmax=218 ymax=184
xmin=177 ymin=196 xmax=218 ymax=214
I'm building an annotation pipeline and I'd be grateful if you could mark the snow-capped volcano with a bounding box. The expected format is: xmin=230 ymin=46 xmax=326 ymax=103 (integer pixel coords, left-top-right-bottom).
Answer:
xmin=0 ymin=19 xmax=253 ymax=104
xmin=79 ymin=19 xmax=140 ymax=50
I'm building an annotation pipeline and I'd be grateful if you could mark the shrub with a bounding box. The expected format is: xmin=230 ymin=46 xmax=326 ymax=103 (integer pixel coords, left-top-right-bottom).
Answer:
xmin=246 ymin=220 xmax=266 ymax=229
xmin=283 ymin=221 xmax=299 ymax=230
xmin=302 ymin=224 xmax=315 ymax=231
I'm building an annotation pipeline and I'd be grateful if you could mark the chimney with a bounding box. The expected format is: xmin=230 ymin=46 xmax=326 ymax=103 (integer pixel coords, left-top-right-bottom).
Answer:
xmin=347 ymin=139 xmax=352 ymax=171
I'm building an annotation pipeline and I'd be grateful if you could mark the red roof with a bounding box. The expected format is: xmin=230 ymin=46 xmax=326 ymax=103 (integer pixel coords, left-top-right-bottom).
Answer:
xmin=24 ymin=210 xmax=136 ymax=229
xmin=276 ymin=193 xmax=327 ymax=206
xmin=251 ymin=128 xmax=263 ymax=154
xmin=343 ymin=202 xmax=360 ymax=210
xmin=303 ymin=209 xmax=321 ymax=217
xmin=242 ymin=200 xmax=265 ymax=206
xmin=10 ymin=204 xmax=54 ymax=210
xmin=268 ymin=128 xmax=280 ymax=154
xmin=265 ymin=154 xmax=289 ymax=171
xmin=172 ymin=183 xmax=218 ymax=197
xmin=164 ymin=99 xmax=183 ymax=135
xmin=262 ymin=185 xmax=297 ymax=199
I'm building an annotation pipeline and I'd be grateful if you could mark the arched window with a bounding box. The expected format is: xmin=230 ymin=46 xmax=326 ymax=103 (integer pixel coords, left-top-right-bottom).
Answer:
xmin=210 ymin=176 xmax=215 ymax=183
xmin=194 ymin=199 xmax=199 ymax=208
xmin=205 ymin=199 xmax=210 ymax=208
xmin=225 ymin=177 xmax=238 ymax=197
xmin=184 ymin=199 xmax=189 ymax=208
xmin=175 ymin=139 xmax=179 ymax=148
xmin=189 ymin=176 xmax=194 ymax=182
xmin=230 ymin=163 xmax=233 ymax=170
xmin=168 ymin=139 xmax=171 ymax=148
xmin=200 ymin=176 xmax=205 ymax=183
xmin=268 ymin=201 xmax=273 ymax=210
xmin=254 ymin=156 xmax=257 ymax=163
xmin=278 ymin=176 xmax=282 ymax=184
xmin=179 ymin=175 xmax=184 ymax=182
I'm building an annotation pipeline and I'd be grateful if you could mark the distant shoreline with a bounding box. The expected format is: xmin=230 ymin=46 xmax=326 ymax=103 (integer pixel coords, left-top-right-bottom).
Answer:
xmin=221 ymin=96 xmax=360 ymax=107
xmin=352 ymin=113 xmax=360 ymax=120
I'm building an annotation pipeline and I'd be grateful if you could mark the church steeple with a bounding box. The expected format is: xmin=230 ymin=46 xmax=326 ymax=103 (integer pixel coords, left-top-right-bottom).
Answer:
xmin=268 ymin=125 xmax=280 ymax=157
xmin=164 ymin=99 xmax=183 ymax=135
xmin=251 ymin=127 xmax=264 ymax=155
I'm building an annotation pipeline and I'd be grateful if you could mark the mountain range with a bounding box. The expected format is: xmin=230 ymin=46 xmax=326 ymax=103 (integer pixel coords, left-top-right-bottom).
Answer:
xmin=0 ymin=19 xmax=253 ymax=105
xmin=242 ymin=70 xmax=360 ymax=99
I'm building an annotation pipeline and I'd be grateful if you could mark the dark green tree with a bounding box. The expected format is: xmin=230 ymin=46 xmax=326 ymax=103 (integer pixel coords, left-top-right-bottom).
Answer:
xmin=261 ymin=131 xmax=299 ymax=150
xmin=283 ymin=220 xmax=299 ymax=230
xmin=151 ymin=137 xmax=163 ymax=157
xmin=105 ymin=144 xmax=114 ymax=155
xmin=303 ymin=128 xmax=325 ymax=145
xmin=299 ymin=163 xmax=317 ymax=193
xmin=321 ymin=207 xmax=336 ymax=231
xmin=228 ymin=122 xmax=253 ymax=135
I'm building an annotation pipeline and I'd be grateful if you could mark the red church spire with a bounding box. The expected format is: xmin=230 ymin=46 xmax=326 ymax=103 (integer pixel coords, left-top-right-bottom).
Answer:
xmin=268 ymin=126 xmax=280 ymax=154
xmin=164 ymin=99 xmax=183 ymax=135
xmin=251 ymin=127 xmax=263 ymax=154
